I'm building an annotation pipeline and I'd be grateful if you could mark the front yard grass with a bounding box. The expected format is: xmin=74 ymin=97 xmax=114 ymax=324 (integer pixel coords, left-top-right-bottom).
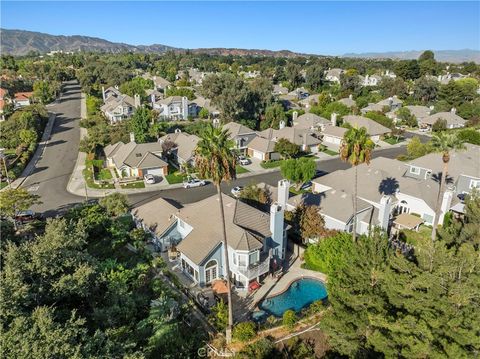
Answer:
xmin=83 ymin=168 xmax=115 ymax=189
xmin=322 ymin=149 xmax=338 ymax=156
xmin=384 ymin=136 xmax=405 ymax=145
xmin=236 ymin=165 xmax=249 ymax=174
xmin=260 ymin=159 xmax=284 ymax=169
xmin=120 ymin=181 xmax=145 ymax=189
xmin=400 ymin=226 xmax=431 ymax=246
xmin=97 ymin=168 xmax=113 ymax=181
xmin=165 ymin=171 xmax=186 ymax=184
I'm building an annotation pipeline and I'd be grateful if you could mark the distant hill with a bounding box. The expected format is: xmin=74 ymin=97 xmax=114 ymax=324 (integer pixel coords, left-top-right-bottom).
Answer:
xmin=0 ymin=28 xmax=302 ymax=58
xmin=343 ymin=49 xmax=480 ymax=64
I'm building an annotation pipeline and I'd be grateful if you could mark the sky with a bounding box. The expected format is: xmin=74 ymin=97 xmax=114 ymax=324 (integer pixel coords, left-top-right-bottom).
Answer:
xmin=2 ymin=1 xmax=479 ymax=55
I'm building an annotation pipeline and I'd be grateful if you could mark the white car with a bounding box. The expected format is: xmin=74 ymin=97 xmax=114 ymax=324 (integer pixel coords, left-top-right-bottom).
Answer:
xmin=183 ymin=178 xmax=206 ymax=188
xmin=231 ymin=186 xmax=243 ymax=197
xmin=238 ymin=156 xmax=251 ymax=166
xmin=144 ymin=174 xmax=156 ymax=184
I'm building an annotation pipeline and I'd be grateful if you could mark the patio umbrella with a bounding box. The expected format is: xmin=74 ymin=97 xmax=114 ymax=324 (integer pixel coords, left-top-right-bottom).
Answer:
xmin=211 ymin=279 xmax=229 ymax=294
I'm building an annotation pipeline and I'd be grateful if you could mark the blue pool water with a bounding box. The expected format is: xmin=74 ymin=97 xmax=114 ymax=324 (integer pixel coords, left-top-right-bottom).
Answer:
xmin=258 ymin=278 xmax=328 ymax=317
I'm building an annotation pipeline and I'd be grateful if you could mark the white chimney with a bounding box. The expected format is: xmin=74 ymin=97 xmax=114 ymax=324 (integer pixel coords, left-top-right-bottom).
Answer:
xmin=181 ymin=96 xmax=189 ymax=120
xmin=388 ymin=97 xmax=393 ymax=106
xmin=277 ymin=179 xmax=290 ymax=208
xmin=134 ymin=94 xmax=141 ymax=108
xmin=270 ymin=203 xmax=286 ymax=260
xmin=151 ymin=93 xmax=156 ymax=106
xmin=129 ymin=132 xmax=135 ymax=143
xmin=331 ymin=112 xmax=337 ymax=127
xmin=175 ymin=128 xmax=182 ymax=134
xmin=378 ymin=195 xmax=391 ymax=231
xmin=440 ymin=190 xmax=454 ymax=225
xmin=102 ymin=86 xmax=106 ymax=102
xmin=450 ymin=108 xmax=457 ymax=114
xmin=292 ymin=111 xmax=298 ymax=123
xmin=279 ymin=120 xmax=286 ymax=129
xmin=349 ymin=94 xmax=353 ymax=100
xmin=115 ymin=85 xmax=119 ymax=90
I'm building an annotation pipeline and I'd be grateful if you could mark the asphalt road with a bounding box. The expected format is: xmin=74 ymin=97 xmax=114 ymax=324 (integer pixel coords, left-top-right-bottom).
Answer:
xmin=22 ymin=81 xmax=408 ymax=215
xmin=22 ymin=80 xmax=83 ymax=216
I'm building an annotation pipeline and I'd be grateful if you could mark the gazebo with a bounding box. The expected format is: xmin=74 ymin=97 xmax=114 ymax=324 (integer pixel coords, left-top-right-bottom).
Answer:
xmin=393 ymin=213 xmax=424 ymax=232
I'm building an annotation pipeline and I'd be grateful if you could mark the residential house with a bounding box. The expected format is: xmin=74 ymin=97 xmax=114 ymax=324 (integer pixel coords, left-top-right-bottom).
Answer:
xmin=298 ymin=94 xmax=323 ymax=109
xmin=321 ymin=125 xmax=347 ymax=151
xmin=272 ymin=84 xmax=289 ymax=96
xmin=159 ymin=130 xmax=200 ymax=168
xmin=287 ymin=87 xmax=309 ymax=100
xmin=154 ymin=96 xmax=198 ymax=120
xmin=343 ymin=115 xmax=391 ymax=142
xmin=292 ymin=112 xmax=330 ymax=131
xmin=258 ymin=126 xmax=322 ymax=153
xmin=101 ymin=86 xmax=139 ymax=123
xmin=223 ymin=122 xmax=258 ymax=154
xmin=104 ymin=134 xmax=168 ymax=178
xmin=152 ymin=76 xmax=171 ymax=91
xmin=325 ymin=68 xmax=344 ymax=83
xmin=338 ymin=94 xmax=356 ymax=109
xmin=419 ymin=109 xmax=466 ymax=130
xmin=361 ymin=96 xmax=403 ymax=115
xmin=395 ymin=105 xmax=431 ymax=124
xmin=192 ymin=96 xmax=220 ymax=117
xmin=13 ymin=92 xmax=33 ymax=108
xmin=131 ymin=180 xmax=291 ymax=289
xmin=360 ymin=74 xmax=382 ymax=87
xmin=247 ymin=136 xmax=279 ymax=161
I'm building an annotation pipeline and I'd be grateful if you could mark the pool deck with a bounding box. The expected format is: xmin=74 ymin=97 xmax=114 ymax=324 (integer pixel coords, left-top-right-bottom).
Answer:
xmin=232 ymin=252 xmax=327 ymax=321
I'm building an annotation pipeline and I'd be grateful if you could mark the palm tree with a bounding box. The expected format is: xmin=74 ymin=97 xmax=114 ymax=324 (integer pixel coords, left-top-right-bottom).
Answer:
xmin=340 ymin=126 xmax=375 ymax=242
xmin=195 ymin=123 xmax=236 ymax=343
xmin=429 ymin=132 xmax=465 ymax=241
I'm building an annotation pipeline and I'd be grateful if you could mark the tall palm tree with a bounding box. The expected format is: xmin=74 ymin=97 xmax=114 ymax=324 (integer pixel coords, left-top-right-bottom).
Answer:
xmin=429 ymin=132 xmax=465 ymax=241
xmin=195 ymin=123 xmax=236 ymax=343
xmin=340 ymin=126 xmax=375 ymax=242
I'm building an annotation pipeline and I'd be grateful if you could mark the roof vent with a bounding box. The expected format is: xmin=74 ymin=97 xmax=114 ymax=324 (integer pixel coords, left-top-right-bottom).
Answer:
xmin=136 ymin=153 xmax=142 ymax=157
xmin=341 ymin=193 xmax=347 ymax=199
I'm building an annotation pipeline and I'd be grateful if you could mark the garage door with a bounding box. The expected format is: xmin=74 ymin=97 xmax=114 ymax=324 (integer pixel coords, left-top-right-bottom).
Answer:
xmin=144 ymin=168 xmax=164 ymax=177
xmin=253 ymin=150 xmax=264 ymax=160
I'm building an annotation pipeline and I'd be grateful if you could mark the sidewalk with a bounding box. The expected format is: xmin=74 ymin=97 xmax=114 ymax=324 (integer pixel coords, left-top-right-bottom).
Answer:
xmin=4 ymin=111 xmax=57 ymax=190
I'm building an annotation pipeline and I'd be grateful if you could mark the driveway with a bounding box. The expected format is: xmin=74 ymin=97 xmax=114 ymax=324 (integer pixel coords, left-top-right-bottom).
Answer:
xmin=21 ymin=80 xmax=83 ymax=216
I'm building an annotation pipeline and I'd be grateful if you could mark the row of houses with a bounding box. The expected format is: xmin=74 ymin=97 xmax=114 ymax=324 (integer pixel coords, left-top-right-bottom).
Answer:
xmin=325 ymin=68 xmax=396 ymax=86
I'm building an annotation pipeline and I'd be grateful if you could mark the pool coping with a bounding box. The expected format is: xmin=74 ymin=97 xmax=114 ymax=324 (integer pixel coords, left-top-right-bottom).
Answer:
xmin=252 ymin=275 xmax=327 ymax=315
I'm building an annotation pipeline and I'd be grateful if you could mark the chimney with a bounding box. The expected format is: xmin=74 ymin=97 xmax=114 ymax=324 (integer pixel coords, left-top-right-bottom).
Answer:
xmin=279 ymin=120 xmax=286 ymax=129
xmin=270 ymin=203 xmax=286 ymax=260
xmin=331 ymin=112 xmax=337 ymax=127
xmin=450 ymin=108 xmax=457 ymax=114
xmin=440 ymin=190 xmax=454 ymax=225
xmin=129 ymin=132 xmax=135 ymax=143
xmin=175 ymin=128 xmax=182 ymax=134
xmin=151 ymin=93 xmax=156 ymax=106
xmin=388 ymin=97 xmax=393 ymax=106
xmin=181 ymin=96 xmax=188 ymax=120
xmin=134 ymin=94 xmax=141 ymax=108
xmin=378 ymin=195 xmax=391 ymax=231
xmin=292 ymin=111 xmax=298 ymax=123
xmin=115 ymin=85 xmax=119 ymax=90
xmin=277 ymin=179 xmax=290 ymax=208
xmin=102 ymin=86 xmax=106 ymax=102
xmin=349 ymin=94 xmax=353 ymax=100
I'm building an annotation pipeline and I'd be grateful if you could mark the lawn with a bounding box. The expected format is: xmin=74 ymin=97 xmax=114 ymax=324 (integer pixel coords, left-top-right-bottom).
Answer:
xmin=165 ymin=171 xmax=186 ymax=184
xmin=0 ymin=182 xmax=9 ymax=190
xmin=83 ymin=168 xmax=115 ymax=189
xmin=399 ymin=226 xmax=431 ymax=246
xmin=260 ymin=159 xmax=284 ymax=169
xmin=120 ymin=181 xmax=145 ymax=189
xmin=236 ymin=165 xmax=249 ymax=174
xmin=322 ymin=149 xmax=338 ymax=156
xmin=384 ymin=137 xmax=405 ymax=145
xmin=97 ymin=168 xmax=113 ymax=181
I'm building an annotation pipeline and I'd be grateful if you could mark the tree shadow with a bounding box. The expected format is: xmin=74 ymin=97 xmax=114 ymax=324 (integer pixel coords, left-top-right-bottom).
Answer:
xmin=431 ymin=172 xmax=454 ymax=185
xmin=378 ymin=177 xmax=399 ymax=195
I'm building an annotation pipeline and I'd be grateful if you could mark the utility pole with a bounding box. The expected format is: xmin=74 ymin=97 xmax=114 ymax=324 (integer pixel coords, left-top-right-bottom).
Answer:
xmin=0 ymin=148 xmax=11 ymax=187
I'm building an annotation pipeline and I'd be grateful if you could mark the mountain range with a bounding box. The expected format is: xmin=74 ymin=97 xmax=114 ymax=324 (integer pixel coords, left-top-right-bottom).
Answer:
xmin=1 ymin=28 xmax=479 ymax=63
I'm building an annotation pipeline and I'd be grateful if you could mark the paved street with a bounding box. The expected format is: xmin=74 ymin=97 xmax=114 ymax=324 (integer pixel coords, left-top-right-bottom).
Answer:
xmin=22 ymin=81 xmax=408 ymax=216
xmin=21 ymin=80 xmax=83 ymax=216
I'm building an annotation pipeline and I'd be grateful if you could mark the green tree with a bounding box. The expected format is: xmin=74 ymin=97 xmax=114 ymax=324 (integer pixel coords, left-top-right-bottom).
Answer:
xmin=261 ymin=103 xmax=286 ymax=130
xmin=274 ymin=138 xmax=300 ymax=158
xmin=378 ymin=77 xmax=408 ymax=99
xmin=0 ymin=188 xmax=41 ymax=227
xmin=164 ymin=86 xmax=196 ymax=100
xmin=129 ymin=106 xmax=153 ymax=143
xmin=195 ymin=124 xmax=236 ymax=343
xmin=418 ymin=50 xmax=435 ymax=61
xmin=239 ymin=183 xmax=271 ymax=208
xmin=19 ymin=128 xmax=38 ymax=150
xmin=406 ymin=136 xmax=431 ymax=159
xmin=294 ymin=204 xmax=328 ymax=243
xmin=233 ymin=321 xmax=257 ymax=342
xmin=99 ymin=193 xmax=130 ymax=217
xmin=457 ymin=128 xmax=480 ymax=145
xmin=282 ymin=310 xmax=297 ymax=330
xmin=305 ymin=64 xmax=326 ymax=91
xmin=429 ymin=132 xmax=465 ymax=241
xmin=119 ymin=77 xmax=153 ymax=100
xmin=303 ymin=232 xmax=353 ymax=274
xmin=364 ymin=111 xmax=394 ymax=129
xmin=432 ymin=118 xmax=447 ymax=132
xmin=396 ymin=107 xmax=417 ymax=127
xmin=198 ymin=107 xmax=209 ymax=119
xmin=339 ymin=126 xmax=375 ymax=242
xmin=394 ymin=60 xmax=420 ymax=80
xmin=413 ymin=76 xmax=439 ymax=104
xmin=33 ymin=80 xmax=56 ymax=104
xmin=280 ymin=157 xmax=316 ymax=190
xmin=208 ymin=300 xmax=229 ymax=331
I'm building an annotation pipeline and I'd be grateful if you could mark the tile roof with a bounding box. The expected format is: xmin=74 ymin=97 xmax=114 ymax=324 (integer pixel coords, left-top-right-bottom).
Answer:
xmin=131 ymin=198 xmax=180 ymax=237
xmin=322 ymin=125 xmax=347 ymax=138
xmin=247 ymin=136 xmax=276 ymax=154
xmin=420 ymin=111 xmax=466 ymax=126
xmin=106 ymin=141 xmax=166 ymax=170
xmin=223 ymin=122 xmax=257 ymax=137
xmin=294 ymin=113 xmax=330 ymax=129
xmin=160 ymin=132 xmax=200 ymax=162
xmin=258 ymin=127 xmax=322 ymax=147
xmin=343 ymin=115 xmax=391 ymax=136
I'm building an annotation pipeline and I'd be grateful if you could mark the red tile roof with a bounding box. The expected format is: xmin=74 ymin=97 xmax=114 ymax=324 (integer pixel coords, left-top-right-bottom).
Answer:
xmin=14 ymin=92 xmax=33 ymax=100
xmin=0 ymin=88 xmax=7 ymax=98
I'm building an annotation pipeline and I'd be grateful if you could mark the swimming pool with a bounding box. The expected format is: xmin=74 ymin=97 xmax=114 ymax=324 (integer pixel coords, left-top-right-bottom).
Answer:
xmin=258 ymin=278 xmax=328 ymax=317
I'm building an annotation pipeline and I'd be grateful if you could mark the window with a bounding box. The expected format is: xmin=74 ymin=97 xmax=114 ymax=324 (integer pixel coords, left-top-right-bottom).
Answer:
xmin=470 ymin=179 xmax=480 ymax=189
xmin=249 ymin=251 xmax=259 ymax=265
xmin=423 ymin=213 xmax=434 ymax=224
xmin=238 ymin=254 xmax=247 ymax=267
xmin=205 ymin=260 xmax=218 ymax=284
xmin=410 ymin=166 xmax=421 ymax=175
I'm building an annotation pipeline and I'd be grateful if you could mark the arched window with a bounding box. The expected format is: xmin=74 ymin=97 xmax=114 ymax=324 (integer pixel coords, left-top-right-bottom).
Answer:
xmin=205 ymin=260 xmax=218 ymax=283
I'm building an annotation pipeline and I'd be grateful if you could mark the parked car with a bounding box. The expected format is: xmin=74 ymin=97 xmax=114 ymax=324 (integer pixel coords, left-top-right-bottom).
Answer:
xmin=183 ymin=178 xmax=206 ymax=188
xmin=15 ymin=210 xmax=40 ymax=223
xmin=231 ymin=186 xmax=243 ymax=197
xmin=144 ymin=174 xmax=156 ymax=184
xmin=238 ymin=156 xmax=251 ymax=166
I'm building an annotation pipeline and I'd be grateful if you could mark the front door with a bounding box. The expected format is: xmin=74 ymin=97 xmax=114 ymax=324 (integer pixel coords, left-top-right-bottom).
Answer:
xmin=205 ymin=260 xmax=218 ymax=284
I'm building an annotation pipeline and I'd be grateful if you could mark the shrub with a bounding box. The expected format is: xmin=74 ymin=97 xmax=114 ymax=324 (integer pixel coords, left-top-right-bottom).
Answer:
xmin=282 ymin=310 xmax=297 ymax=330
xmin=457 ymin=128 xmax=480 ymax=145
xmin=238 ymin=337 xmax=277 ymax=358
xmin=233 ymin=321 xmax=257 ymax=342
xmin=432 ymin=118 xmax=447 ymax=132
xmin=208 ymin=300 xmax=228 ymax=331
xmin=306 ymin=300 xmax=325 ymax=316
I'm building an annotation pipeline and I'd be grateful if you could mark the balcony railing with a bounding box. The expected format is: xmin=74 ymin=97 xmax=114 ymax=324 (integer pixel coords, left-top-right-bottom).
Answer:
xmin=235 ymin=254 xmax=270 ymax=279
